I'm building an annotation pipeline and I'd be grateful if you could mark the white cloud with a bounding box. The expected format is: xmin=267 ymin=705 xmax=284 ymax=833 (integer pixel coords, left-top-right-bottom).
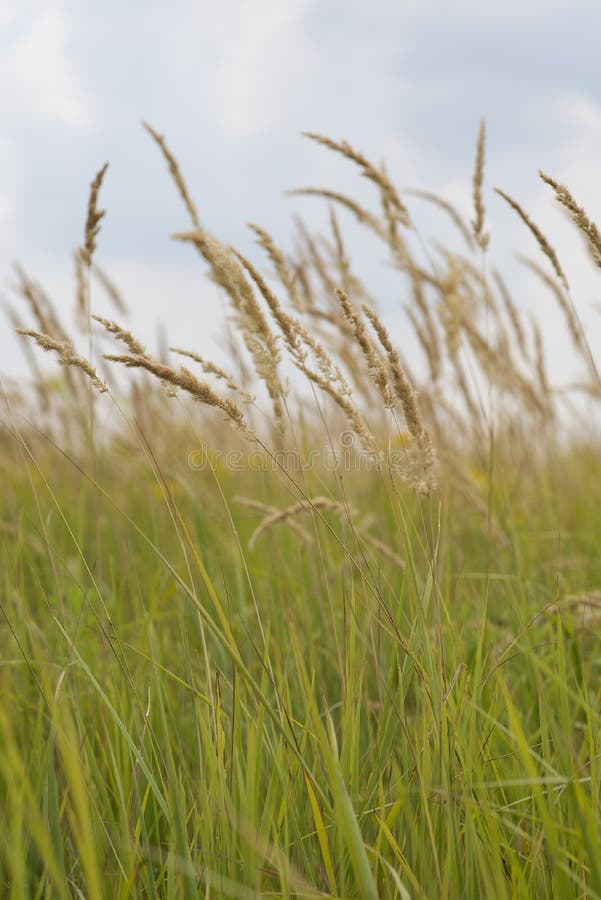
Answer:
xmin=0 ymin=2 xmax=89 ymax=129
xmin=192 ymin=0 xmax=311 ymax=138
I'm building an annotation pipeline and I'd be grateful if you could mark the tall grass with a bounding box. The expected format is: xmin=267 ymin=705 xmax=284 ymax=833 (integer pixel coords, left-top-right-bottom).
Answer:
xmin=2 ymin=121 xmax=601 ymax=897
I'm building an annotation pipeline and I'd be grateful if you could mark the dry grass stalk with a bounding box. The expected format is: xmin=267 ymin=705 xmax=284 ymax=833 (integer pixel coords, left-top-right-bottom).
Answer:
xmin=104 ymin=350 xmax=253 ymax=437
xmin=406 ymin=306 xmax=439 ymax=385
xmin=434 ymin=256 xmax=469 ymax=361
xmin=303 ymin=132 xmax=410 ymax=227
xmin=362 ymin=305 xmax=436 ymax=494
xmin=240 ymin=493 xmax=405 ymax=568
xmin=462 ymin=318 xmax=546 ymax=417
xmin=407 ymin=267 xmax=441 ymax=381
xmin=81 ymin=163 xmax=109 ymax=267
xmin=234 ymin=496 xmax=314 ymax=545
xmin=336 ymin=289 xmax=392 ymax=405
xmin=492 ymin=270 xmax=528 ymax=362
xmin=92 ymin=264 xmax=128 ymax=315
xmin=327 ymin=206 xmax=353 ymax=294
xmin=248 ymin=223 xmax=304 ymax=312
xmin=494 ymin=188 xmax=568 ymax=289
xmin=173 ymin=228 xmax=286 ymax=431
xmin=452 ymin=359 xmax=483 ymax=429
xmin=403 ymin=188 xmax=475 ymax=249
xmin=293 ymin=218 xmax=339 ymax=302
xmin=143 ymin=122 xmax=201 ymax=229
xmin=92 ymin=315 xmax=147 ymax=356
xmin=471 ymin=120 xmax=489 ymax=250
xmin=17 ymin=329 xmax=108 ymax=393
xmin=539 ymin=171 xmax=601 ymax=268
xmin=288 ymin=188 xmax=387 ymax=241
xmin=234 ymin=250 xmax=376 ymax=452
xmin=74 ymin=249 xmax=87 ymax=330
xmin=12 ymin=264 xmax=66 ymax=340
xmin=517 ymin=255 xmax=588 ymax=363
xmin=530 ymin=316 xmax=553 ymax=420
xmin=245 ymin=496 xmax=352 ymax=550
xmin=5 ymin=306 xmax=51 ymax=412
xmin=170 ymin=347 xmax=251 ymax=399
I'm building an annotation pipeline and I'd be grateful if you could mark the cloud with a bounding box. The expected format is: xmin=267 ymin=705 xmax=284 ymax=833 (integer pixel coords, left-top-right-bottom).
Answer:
xmin=0 ymin=1 xmax=89 ymax=129
xmin=205 ymin=0 xmax=311 ymax=138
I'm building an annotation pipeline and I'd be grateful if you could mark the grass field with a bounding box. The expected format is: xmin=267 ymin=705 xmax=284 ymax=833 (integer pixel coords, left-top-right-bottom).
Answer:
xmin=2 ymin=123 xmax=601 ymax=898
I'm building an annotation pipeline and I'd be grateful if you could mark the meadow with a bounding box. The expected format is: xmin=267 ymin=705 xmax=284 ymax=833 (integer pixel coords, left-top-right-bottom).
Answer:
xmin=2 ymin=122 xmax=601 ymax=898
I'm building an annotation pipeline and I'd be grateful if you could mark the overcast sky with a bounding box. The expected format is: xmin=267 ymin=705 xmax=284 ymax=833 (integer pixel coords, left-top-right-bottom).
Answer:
xmin=2 ymin=0 xmax=601 ymax=386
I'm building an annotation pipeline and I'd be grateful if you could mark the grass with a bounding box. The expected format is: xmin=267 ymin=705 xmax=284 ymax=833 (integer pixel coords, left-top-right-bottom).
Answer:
xmin=2 ymin=122 xmax=601 ymax=897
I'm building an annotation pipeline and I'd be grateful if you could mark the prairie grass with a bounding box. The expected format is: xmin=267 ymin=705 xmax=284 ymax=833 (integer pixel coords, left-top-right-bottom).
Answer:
xmin=2 ymin=122 xmax=601 ymax=898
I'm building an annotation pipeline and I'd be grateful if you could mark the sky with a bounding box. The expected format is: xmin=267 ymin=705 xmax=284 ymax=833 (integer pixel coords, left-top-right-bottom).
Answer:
xmin=2 ymin=0 xmax=601 ymax=387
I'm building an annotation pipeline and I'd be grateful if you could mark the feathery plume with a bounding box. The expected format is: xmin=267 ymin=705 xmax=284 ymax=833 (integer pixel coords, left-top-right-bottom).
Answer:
xmin=235 ymin=250 xmax=376 ymax=452
xmin=104 ymin=351 xmax=253 ymax=437
xmin=471 ymin=120 xmax=489 ymax=250
xmin=403 ymin=188 xmax=475 ymax=250
xmin=92 ymin=264 xmax=128 ymax=315
xmin=248 ymin=223 xmax=304 ymax=312
xmin=173 ymin=228 xmax=285 ymax=431
xmin=81 ymin=163 xmax=109 ymax=267
xmin=362 ymin=305 xmax=437 ymax=494
xmin=246 ymin=496 xmax=351 ymax=550
xmin=288 ymin=188 xmax=387 ymax=241
xmin=92 ymin=315 xmax=147 ymax=356
xmin=302 ymin=132 xmax=410 ymax=226
xmin=492 ymin=270 xmax=528 ymax=362
xmin=335 ymin=288 xmax=392 ymax=405
xmin=143 ymin=122 xmax=201 ymax=229
xmin=17 ymin=329 xmax=108 ymax=393
xmin=494 ymin=187 xmax=568 ymax=289
xmin=539 ymin=171 xmax=601 ymax=268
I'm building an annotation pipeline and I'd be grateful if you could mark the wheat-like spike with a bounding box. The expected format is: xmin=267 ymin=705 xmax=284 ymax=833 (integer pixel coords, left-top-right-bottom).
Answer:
xmin=234 ymin=247 xmax=345 ymax=384
xmin=288 ymin=188 xmax=387 ymax=240
xmin=516 ymin=255 xmax=586 ymax=356
xmin=81 ymin=163 xmax=109 ymax=267
xmin=232 ymin=250 xmax=304 ymax=356
xmin=234 ymin=250 xmax=375 ymax=450
xmin=170 ymin=347 xmax=252 ymax=399
xmin=407 ymin=267 xmax=441 ymax=381
xmin=452 ymin=358 xmax=484 ymax=429
xmin=73 ymin=248 xmax=88 ymax=331
xmin=539 ymin=171 xmax=601 ymax=268
xmin=173 ymin=228 xmax=286 ymax=430
xmin=327 ymin=206 xmax=352 ymax=293
xmin=302 ymin=132 xmax=410 ymax=226
xmin=17 ymin=329 xmax=108 ymax=393
xmin=492 ymin=270 xmax=528 ymax=362
xmin=92 ymin=315 xmax=147 ymax=356
xmin=405 ymin=306 xmax=440 ymax=385
xmin=362 ymin=305 xmax=436 ymax=494
xmin=143 ymin=121 xmax=201 ymax=229
xmin=92 ymin=264 xmax=128 ymax=315
xmin=234 ymin=496 xmax=314 ymax=545
xmin=335 ymin=289 xmax=392 ymax=405
xmin=5 ymin=307 xmax=51 ymax=411
xmin=471 ymin=120 xmax=489 ymax=250
xmin=247 ymin=223 xmax=304 ymax=311
xmin=462 ymin=318 xmax=547 ymax=417
xmin=12 ymin=264 xmax=66 ymax=340
xmin=104 ymin=351 xmax=254 ymax=437
xmin=402 ymin=188 xmax=475 ymax=249
xmin=494 ymin=187 xmax=568 ymax=289
xmin=529 ymin=316 xmax=553 ymax=420
xmin=294 ymin=217 xmax=340 ymax=302
xmin=246 ymin=496 xmax=351 ymax=550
